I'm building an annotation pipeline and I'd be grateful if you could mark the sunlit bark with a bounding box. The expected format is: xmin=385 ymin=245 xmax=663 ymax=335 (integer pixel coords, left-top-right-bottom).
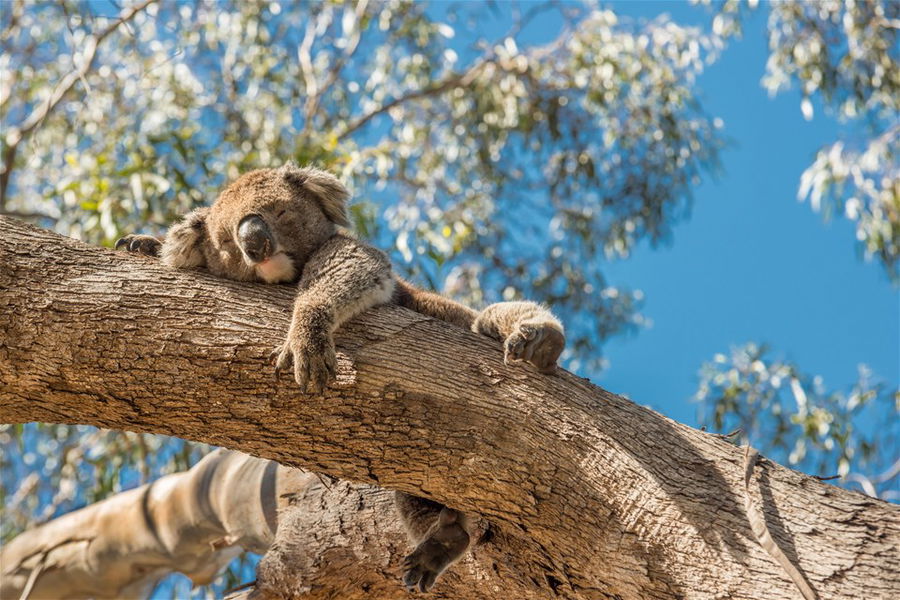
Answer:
xmin=2 ymin=217 xmax=898 ymax=599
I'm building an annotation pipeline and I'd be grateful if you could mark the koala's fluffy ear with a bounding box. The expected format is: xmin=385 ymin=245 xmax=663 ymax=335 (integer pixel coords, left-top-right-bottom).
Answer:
xmin=280 ymin=163 xmax=350 ymax=227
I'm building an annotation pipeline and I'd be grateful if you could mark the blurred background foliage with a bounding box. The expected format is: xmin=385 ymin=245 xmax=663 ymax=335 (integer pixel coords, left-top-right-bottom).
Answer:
xmin=1 ymin=0 xmax=896 ymax=597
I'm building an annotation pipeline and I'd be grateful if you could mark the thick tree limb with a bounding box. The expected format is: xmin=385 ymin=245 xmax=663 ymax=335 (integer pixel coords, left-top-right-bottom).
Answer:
xmin=1 ymin=216 xmax=898 ymax=599
xmin=1 ymin=450 xmax=279 ymax=599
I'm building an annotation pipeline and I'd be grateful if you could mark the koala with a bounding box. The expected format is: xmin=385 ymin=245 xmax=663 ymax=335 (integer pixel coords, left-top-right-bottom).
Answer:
xmin=116 ymin=163 xmax=565 ymax=592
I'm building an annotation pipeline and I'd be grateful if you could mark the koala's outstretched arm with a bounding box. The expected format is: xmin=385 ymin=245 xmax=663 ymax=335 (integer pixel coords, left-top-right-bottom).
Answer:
xmin=271 ymin=234 xmax=394 ymax=392
xmin=393 ymin=278 xmax=478 ymax=328
xmin=115 ymin=207 xmax=210 ymax=269
xmin=394 ymin=279 xmax=565 ymax=373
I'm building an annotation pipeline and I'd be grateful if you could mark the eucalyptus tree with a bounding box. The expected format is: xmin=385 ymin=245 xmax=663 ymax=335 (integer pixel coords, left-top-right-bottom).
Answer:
xmin=0 ymin=1 xmax=725 ymax=595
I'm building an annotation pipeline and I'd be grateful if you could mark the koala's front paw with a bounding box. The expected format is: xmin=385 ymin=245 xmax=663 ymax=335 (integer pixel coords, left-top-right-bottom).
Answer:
xmin=115 ymin=234 xmax=162 ymax=257
xmin=402 ymin=515 xmax=470 ymax=593
xmin=505 ymin=320 xmax=565 ymax=373
xmin=271 ymin=328 xmax=336 ymax=393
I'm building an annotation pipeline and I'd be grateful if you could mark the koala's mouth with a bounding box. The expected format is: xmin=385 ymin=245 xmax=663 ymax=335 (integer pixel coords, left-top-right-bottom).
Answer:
xmin=253 ymin=251 xmax=297 ymax=283
xmin=252 ymin=252 xmax=280 ymax=265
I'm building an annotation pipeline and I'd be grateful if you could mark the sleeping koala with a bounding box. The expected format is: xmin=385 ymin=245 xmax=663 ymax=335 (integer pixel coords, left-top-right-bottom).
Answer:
xmin=116 ymin=163 xmax=565 ymax=592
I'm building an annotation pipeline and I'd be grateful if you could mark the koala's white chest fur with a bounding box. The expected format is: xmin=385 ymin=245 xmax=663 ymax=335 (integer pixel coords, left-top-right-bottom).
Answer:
xmin=255 ymin=253 xmax=296 ymax=283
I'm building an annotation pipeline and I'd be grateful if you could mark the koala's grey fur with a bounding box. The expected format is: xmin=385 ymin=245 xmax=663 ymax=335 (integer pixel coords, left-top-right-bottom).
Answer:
xmin=116 ymin=162 xmax=565 ymax=592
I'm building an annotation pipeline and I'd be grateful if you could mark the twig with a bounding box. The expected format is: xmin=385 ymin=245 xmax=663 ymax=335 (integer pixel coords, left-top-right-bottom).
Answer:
xmin=742 ymin=445 xmax=818 ymax=600
xmin=17 ymin=554 xmax=44 ymax=600
xmin=714 ymin=427 xmax=742 ymax=440
xmin=223 ymin=580 xmax=257 ymax=597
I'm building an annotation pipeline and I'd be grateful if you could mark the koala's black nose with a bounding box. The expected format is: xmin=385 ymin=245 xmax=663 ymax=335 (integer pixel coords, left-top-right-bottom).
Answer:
xmin=237 ymin=214 xmax=275 ymax=263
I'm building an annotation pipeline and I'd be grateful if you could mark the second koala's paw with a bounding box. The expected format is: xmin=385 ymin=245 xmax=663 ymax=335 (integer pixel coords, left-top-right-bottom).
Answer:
xmin=115 ymin=234 xmax=162 ymax=257
xmin=271 ymin=330 xmax=336 ymax=393
xmin=402 ymin=516 xmax=470 ymax=593
xmin=504 ymin=321 xmax=565 ymax=373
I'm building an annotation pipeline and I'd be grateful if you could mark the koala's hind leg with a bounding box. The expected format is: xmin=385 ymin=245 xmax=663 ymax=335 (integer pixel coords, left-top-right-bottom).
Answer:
xmin=395 ymin=492 xmax=472 ymax=593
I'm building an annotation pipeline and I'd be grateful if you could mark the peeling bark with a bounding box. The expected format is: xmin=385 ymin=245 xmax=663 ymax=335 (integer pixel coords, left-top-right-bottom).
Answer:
xmin=1 ymin=217 xmax=898 ymax=600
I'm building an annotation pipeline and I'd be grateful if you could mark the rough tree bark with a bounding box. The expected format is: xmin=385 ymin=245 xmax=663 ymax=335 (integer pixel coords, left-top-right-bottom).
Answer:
xmin=0 ymin=448 xmax=425 ymax=600
xmin=1 ymin=216 xmax=898 ymax=600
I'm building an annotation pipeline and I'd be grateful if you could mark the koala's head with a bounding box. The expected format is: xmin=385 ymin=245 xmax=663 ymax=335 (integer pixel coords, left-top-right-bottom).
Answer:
xmin=203 ymin=163 xmax=350 ymax=283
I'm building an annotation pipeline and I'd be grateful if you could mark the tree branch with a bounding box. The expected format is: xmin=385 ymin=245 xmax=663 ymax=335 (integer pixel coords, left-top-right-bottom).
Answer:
xmin=0 ymin=216 xmax=898 ymax=599
xmin=335 ymin=58 xmax=493 ymax=142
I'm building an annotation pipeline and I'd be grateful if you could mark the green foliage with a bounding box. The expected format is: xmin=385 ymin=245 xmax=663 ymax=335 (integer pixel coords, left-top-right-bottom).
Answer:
xmin=695 ymin=344 xmax=899 ymax=500
xmin=697 ymin=0 xmax=900 ymax=278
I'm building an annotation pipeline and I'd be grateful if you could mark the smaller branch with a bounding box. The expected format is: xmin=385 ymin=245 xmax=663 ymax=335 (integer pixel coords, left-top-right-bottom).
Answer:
xmin=1 ymin=451 xmax=276 ymax=599
xmin=337 ymin=58 xmax=493 ymax=142
xmin=844 ymin=473 xmax=879 ymax=498
xmin=873 ymin=457 xmax=900 ymax=484
xmin=334 ymin=2 xmax=580 ymax=144
xmin=17 ymin=551 xmax=43 ymax=600
xmin=297 ymin=18 xmax=319 ymax=120
xmin=6 ymin=0 xmax=155 ymax=143
xmin=0 ymin=0 xmax=157 ymax=208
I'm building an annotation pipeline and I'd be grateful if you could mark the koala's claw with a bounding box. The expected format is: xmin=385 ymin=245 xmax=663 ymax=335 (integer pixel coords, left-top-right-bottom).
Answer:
xmin=115 ymin=234 xmax=162 ymax=257
xmin=504 ymin=321 xmax=565 ymax=374
xmin=401 ymin=519 xmax=470 ymax=593
xmin=272 ymin=333 xmax=336 ymax=393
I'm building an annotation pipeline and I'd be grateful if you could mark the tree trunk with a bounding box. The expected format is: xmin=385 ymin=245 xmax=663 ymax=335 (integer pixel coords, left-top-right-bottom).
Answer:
xmin=1 ymin=217 xmax=898 ymax=600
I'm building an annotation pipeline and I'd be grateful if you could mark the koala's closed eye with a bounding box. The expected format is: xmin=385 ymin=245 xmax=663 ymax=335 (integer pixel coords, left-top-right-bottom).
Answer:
xmin=276 ymin=209 xmax=287 ymax=218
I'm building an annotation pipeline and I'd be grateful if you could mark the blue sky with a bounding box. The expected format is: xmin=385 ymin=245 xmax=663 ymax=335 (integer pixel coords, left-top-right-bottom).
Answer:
xmin=576 ymin=2 xmax=899 ymax=424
